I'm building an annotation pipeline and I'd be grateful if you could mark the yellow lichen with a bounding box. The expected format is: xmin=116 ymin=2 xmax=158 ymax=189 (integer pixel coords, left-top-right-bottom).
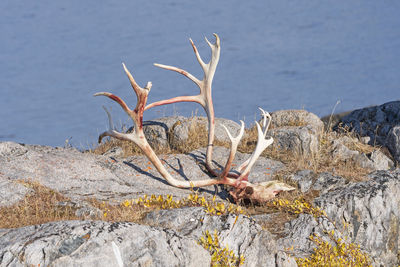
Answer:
xmin=121 ymin=192 xmax=244 ymax=216
xmin=271 ymin=198 xmax=326 ymax=218
xmin=296 ymin=233 xmax=372 ymax=267
xmin=198 ymin=230 xmax=245 ymax=266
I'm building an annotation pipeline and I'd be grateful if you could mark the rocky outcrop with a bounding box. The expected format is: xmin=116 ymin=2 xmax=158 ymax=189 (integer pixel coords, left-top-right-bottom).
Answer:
xmin=143 ymin=207 xmax=296 ymax=267
xmin=337 ymin=101 xmax=400 ymax=162
xmin=269 ymin=110 xmax=324 ymax=155
xmin=314 ymin=170 xmax=400 ymax=266
xmin=0 ymin=208 xmax=297 ymax=267
xmin=329 ymin=134 xmax=394 ymax=171
xmin=282 ymin=169 xmax=400 ymax=266
xmin=0 ymin=219 xmax=210 ymax=267
xmin=387 ymin=126 xmax=400 ymax=163
xmin=0 ymin=142 xmax=284 ymax=205
xmin=2 ymin=107 xmax=400 ymax=266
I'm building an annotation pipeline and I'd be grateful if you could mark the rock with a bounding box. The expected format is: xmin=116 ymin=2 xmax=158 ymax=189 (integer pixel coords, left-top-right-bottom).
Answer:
xmin=4 ymin=106 xmax=400 ymax=266
xmin=169 ymin=117 xmax=241 ymax=150
xmin=329 ymin=135 xmax=393 ymax=171
xmin=386 ymin=126 xmax=400 ymax=162
xmin=355 ymin=150 xmax=394 ymax=170
xmin=0 ymin=207 xmax=297 ymax=267
xmin=277 ymin=213 xmax=321 ymax=258
xmin=0 ymin=179 xmax=33 ymax=207
xmin=270 ymin=127 xmax=320 ymax=155
xmin=311 ymin=172 xmax=347 ymax=195
xmin=0 ymin=142 xmax=284 ymax=207
xmin=337 ymin=101 xmax=400 ymax=163
xmin=277 ymin=169 xmax=400 ymax=266
xmin=313 ymin=170 xmax=400 ymax=266
xmin=143 ymin=116 xmax=186 ymax=150
xmin=331 ymin=136 xmax=359 ymax=160
xmin=287 ymin=171 xmax=346 ymax=194
xmin=0 ymin=220 xmax=210 ymax=267
xmin=269 ymin=110 xmax=324 ymax=155
xmin=0 ymin=141 xmax=28 ymax=157
xmin=57 ymin=200 xmax=103 ymax=219
xmin=287 ymin=170 xmax=315 ymax=193
xmin=142 ymin=207 xmax=295 ymax=267
xmin=142 ymin=116 xmax=241 ymax=151
xmin=271 ymin=110 xmax=324 ymax=133
xmin=360 ymin=136 xmax=371 ymax=145
xmin=102 ymin=146 xmax=124 ymax=158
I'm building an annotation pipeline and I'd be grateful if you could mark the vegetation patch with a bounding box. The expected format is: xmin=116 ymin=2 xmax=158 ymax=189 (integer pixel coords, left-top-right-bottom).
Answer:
xmin=1 ymin=182 xmax=373 ymax=266
xmin=271 ymin=198 xmax=326 ymax=218
xmin=198 ymin=229 xmax=245 ymax=266
xmin=0 ymin=181 xmax=78 ymax=228
xmin=90 ymin=117 xmax=221 ymax=156
xmin=107 ymin=192 xmax=244 ymax=217
xmin=296 ymin=232 xmax=372 ymax=266
xmin=264 ymin=196 xmax=372 ymax=266
xmin=240 ymin=124 xmax=375 ymax=182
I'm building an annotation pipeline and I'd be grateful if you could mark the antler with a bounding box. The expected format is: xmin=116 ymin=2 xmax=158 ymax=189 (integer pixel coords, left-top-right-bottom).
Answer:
xmin=95 ymin=35 xmax=295 ymax=203
xmin=95 ymin=63 xmax=240 ymax=188
xmin=145 ymin=34 xmax=222 ymax=176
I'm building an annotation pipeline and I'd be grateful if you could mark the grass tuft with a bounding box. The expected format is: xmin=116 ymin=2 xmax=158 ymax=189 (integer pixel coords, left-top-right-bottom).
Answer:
xmin=0 ymin=181 xmax=79 ymax=228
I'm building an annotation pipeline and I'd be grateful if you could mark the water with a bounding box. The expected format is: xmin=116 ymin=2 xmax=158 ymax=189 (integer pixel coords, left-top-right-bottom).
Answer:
xmin=1 ymin=1 xmax=399 ymax=148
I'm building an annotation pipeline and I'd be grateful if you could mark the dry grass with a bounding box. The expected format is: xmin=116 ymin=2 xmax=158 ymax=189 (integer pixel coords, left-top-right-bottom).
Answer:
xmin=239 ymin=123 xmax=375 ymax=182
xmin=90 ymin=138 xmax=139 ymax=157
xmin=0 ymin=181 xmax=150 ymax=228
xmin=0 ymin=181 xmax=79 ymax=228
xmin=90 ymin=118 xmax=216 ymax=156
xmin=169 ymin=120 xmax=211 ymax=153
xmin=87 ymin=198 xmax=147 ymax=223
xmin=0 ymin=182 xmax=245 ymax=229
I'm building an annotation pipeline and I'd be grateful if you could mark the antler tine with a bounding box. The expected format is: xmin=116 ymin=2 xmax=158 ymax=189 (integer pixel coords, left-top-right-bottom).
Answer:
xmin=122 ymin=63 xmax=152 ymax=94
xmin=94 ymin=92 xmax=133 ymax=118
xmin=205 ymin=33 xmax=220 ymax=61
xmin=236 ymin=120 xmax=274 ymax=185
xmin=103 ymin=106 xmax=115 ymax=130
xmin=153 ymin=63 xmax=201 ymax=86
xmin=219 ymin=121 xmax=245 ymax=180
xmin=237 ymin=108 xmax=272 ymax=173
xmin=259 ymin=107 xmax=272 ymax=137
xmin=204 ymin=33 xmax=220 ymax=51
xmin=97 ymin=106 xmax=136 ymax=144
xmin=190 ymin=38 xmax=207 ymax=72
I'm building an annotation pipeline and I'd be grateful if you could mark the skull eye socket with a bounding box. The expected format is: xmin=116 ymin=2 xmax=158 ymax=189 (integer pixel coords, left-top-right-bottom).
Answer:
xmin=245 ymin=186 xmax=254 ymax=195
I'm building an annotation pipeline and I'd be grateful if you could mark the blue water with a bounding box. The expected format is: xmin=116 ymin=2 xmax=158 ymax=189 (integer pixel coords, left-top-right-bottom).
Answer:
xmin=1 ymin=1 xmax=400 ymax=147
